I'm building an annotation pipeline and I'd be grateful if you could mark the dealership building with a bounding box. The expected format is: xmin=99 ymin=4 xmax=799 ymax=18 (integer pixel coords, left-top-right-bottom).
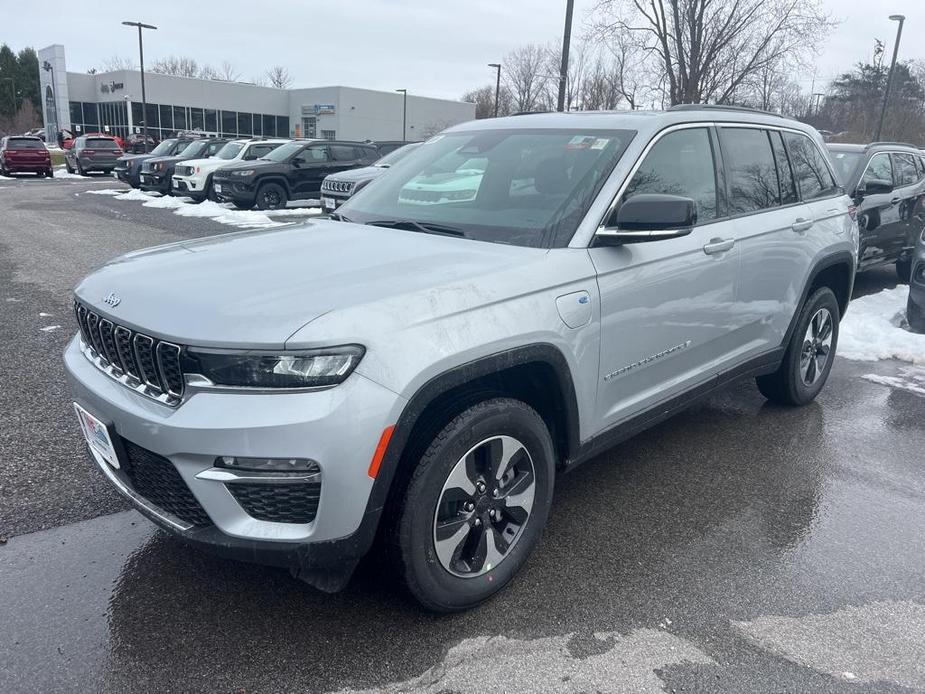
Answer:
xmin=37 ymin=45 xmax=474 ymax=143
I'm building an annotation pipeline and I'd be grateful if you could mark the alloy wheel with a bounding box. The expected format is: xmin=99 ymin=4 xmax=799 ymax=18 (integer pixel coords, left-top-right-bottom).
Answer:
xmin=432 ymin=435 xmax=536 ymax=578
xmin=800 ymin=307 xmax=833 ymax=386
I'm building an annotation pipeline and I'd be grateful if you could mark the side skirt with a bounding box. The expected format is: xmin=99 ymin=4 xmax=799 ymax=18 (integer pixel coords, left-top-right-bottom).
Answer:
xmin=565 ymin=347 xmax=784 ymax=470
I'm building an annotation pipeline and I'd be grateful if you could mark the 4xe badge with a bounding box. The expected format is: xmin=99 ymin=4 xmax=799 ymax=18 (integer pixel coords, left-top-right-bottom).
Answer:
xmin=102 ymin=292 xmax=121 ymax=307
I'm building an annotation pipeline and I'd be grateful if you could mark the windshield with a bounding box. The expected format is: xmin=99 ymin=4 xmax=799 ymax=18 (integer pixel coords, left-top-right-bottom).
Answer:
xmin=216 ymin=142 xmax=243 ymax=160
xmin=828 ymin=149 xmax=863 ymax=183
xmin=375 ymin=143 xmax=421 ymax=167
xmin=150 ymin=139 xmax=177 ymax=156
xmin=179 ymin=141 xmax=208 ymax=158
xmin=7 ymin=138 xmax=44 ymax=149
xmin=261 ymin=142 xmax=303 ymax=161
xmin=340 ymin=128 xmax=634 ymax=248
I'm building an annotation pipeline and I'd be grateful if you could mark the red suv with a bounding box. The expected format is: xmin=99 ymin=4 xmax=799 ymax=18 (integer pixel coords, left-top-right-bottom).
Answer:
xmin=0 ymin=136 xmax=53 ymax=177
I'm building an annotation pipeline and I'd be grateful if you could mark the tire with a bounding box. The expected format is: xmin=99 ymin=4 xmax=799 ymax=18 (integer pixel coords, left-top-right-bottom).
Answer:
xmin=394 ymin=397 xmax=555 ymax=612
xmin=65 ymin=159 xmax=73 ymax=174
xmin=908 ymin=295 xmax=925 ymax=334
xmin=255 ymin=182 xmax=287 ymax=210
xmin=205 ymin=176 xmax=218 ymax=202
xmin=45 ymin=168 xmax=54 ymax=178
xmin=76 ymin=160 xmax=86 ymax=176
xmin=757 ymin=287 xmax=840 ymax=406
xmin=896 ymin=257 xmax=912 ymax=284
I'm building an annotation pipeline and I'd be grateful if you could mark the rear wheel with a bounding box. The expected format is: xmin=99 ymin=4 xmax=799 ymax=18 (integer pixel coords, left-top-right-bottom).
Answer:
xmin=908 ymin=295 xmax=925 ymax=334
xmin=76 ymin=160 xmax=86 ymax=176
xmin=896 ymin=257 xmax=913 ymax=284
xmin=757 ymin=287 xmax=840 ymax=406
xmin=255 ymin=182 xmax=287 ymax=210
xmin=394 ymin=397 xmax=555 ymax=611
xmin=65 ymin=159 xmax=74 ymax=174
xmin=45 ymin=168 xmax=53 ymax=178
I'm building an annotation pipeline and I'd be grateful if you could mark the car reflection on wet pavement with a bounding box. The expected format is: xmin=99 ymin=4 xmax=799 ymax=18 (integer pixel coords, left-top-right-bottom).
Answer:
xmin=2 ymin=359 xmax=923 ymax=693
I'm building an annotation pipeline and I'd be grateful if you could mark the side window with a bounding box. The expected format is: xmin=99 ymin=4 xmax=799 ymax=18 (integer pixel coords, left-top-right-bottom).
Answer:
xmin=892 ymin=153 xmax=918 ymax=187
xmin=295 ymin=145 xmax=329 ymax=164
xmin=622 ymin=127 xmax=717 ymax=223
xmin=355 ymin=146 xmax=375 ymax=161
xmin=783 ymin=132 xmax=838 ymax=200
xmin=769 ymin=131 xmax=798 ymax=205
xmin=245 ymin=144 xmax=271 ymax=160
xmin=861 ymin=153 xmax=893 ymax=188
xmin=719 ymin=127 xmax=781 ymax=214
xmin=330 ymin=145 xmax=358 ymax=162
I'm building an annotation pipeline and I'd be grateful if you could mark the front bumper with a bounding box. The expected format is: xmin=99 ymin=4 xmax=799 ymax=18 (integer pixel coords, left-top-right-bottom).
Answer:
xmin=114 ymin=166 xmax=139 ymax=186
xmin=139 ymin=171 xmax=169 ymax=192
xmin=212 ymin=177 xmax=256 ymax=205
xmin=64 ymin=335 xmax=404 ymax=583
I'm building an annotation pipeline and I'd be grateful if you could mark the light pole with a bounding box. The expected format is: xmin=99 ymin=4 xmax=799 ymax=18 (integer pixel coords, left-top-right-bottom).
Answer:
xmin=557 ymin=0 xmax=575 ymax=112
xmin=396 ymin=88 xmax=407 ymax=140
xmin=812 ymin=92 xmax=825 ymax=117
xmin=875 ymin=14 xmax=905 ymax=141
xmin=488 ymin=63 xmax=501 ymax=117
xmin=41 ymin=60 xmax=59 ymax=139
xmin=122 ymin=21 xmax=157 ymax=152
xmin=124 ymin=94 xmax=134 ymax=142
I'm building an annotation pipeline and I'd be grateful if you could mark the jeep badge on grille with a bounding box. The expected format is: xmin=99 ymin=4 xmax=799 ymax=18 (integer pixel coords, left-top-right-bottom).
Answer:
xmin=102 ymin=292 xmax=121 ymax=307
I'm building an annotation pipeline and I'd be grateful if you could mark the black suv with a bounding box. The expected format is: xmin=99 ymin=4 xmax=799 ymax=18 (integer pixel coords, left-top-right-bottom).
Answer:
xmin=827 ymin=142 xmax=925 ymax=281
xmin=213 ymin=140 xmax=378 ymax=210
xmin=115 ymin=137 xmax=201 ymax=188
xmin=139 ymin=138 xmax=230 ymax=195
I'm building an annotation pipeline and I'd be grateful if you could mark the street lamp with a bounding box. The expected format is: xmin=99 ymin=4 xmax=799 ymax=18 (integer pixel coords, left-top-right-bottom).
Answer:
xmin=488 ymin=63 xmax=501 ymax=117
xmin=875 ymin=14 xmax=905 ymax=141
xmin=122 ymin=21 xmax=157 ymax=152
xmin=396 ymin=88 xmax=407 ymax=140
xmin=812 ymin=92 xmax=825 ymax=116
xmin=557 ymin=0 xmax=575 ymax=112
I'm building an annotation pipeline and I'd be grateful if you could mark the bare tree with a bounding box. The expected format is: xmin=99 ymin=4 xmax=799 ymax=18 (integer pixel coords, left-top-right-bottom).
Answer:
xmin=265 ymin=65 xmax=293 ymax=89
xmin=592 ymin=0 xmax=834 ymax=105
xmin=150 ymin=55 xmax=201 ymax=78
xmin=101 ymin=55 xmax=135 ymax=72
xmin=461 ymin=84 xmax=514 ymax=118
xmin=503 ymin=43 xmax=554 ymax=113
xmin=217 ymin=61 xmax=241 ymax=82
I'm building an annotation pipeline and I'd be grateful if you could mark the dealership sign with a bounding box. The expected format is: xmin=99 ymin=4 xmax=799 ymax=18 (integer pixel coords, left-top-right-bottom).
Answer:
xmin=100 ymin=81 xmax=124 ymax=94
xmin=302 ymin=103 xmax=335 ymax=115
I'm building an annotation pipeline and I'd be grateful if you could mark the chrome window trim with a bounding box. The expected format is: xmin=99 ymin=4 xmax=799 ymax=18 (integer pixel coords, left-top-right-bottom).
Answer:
xmin=856 ymin=151 xmax=895 ymax=192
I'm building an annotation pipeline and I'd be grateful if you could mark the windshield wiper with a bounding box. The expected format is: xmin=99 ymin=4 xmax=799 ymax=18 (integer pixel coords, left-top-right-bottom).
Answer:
xmin=365 ymin=219 xmax=466 ymax=237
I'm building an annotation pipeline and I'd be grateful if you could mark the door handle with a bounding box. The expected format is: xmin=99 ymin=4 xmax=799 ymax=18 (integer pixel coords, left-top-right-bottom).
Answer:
xmin=703 ymin=238 xmax=735 ymax=255
xmin=890 ymin=197 xmax=901 ymax=205
xmin=791 ymin=217 xmax=814 ymax=233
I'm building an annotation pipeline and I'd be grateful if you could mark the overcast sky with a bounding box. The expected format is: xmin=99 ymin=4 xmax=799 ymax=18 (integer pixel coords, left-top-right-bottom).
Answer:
xmin=3 ymin=0 xmax=923 ymax=101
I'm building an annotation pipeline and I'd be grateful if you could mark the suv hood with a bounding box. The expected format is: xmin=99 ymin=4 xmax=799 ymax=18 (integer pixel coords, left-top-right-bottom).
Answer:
xmin=74 ymin=220 xmax=548 ymax=349
xmin=327 ymin=166 xmax=384 ymax=184
xmin=216 ymin=160 xmax=279 ymax=175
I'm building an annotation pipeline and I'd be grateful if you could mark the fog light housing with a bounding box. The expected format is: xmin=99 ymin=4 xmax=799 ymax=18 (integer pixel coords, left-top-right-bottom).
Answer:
xmin=216 ymin=456 xmax=320 ymax=473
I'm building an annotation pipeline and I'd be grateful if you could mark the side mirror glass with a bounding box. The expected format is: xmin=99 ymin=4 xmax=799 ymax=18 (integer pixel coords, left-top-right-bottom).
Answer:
xmin=596 ymin=193 xmax=697 ymax=245
xmin=856 ymin=178 xmax=893 ymax=197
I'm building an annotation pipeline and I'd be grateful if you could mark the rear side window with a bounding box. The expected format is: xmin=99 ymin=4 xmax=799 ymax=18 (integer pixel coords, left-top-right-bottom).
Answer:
xmin=719 ymin=127 xmax=780 ymax=214
xmin=85 ymin=138 xmax=118 ymax=149
xmin=769 ymin=131 xmax=798 ymax=205
xmin=623 ymin=127 xmax=717 ymax=223
xmin=330 ymin=145 xmax=358 ymax=162
xmin=782 ymin=132 xmax=838 ymax=200
xmin=861 ymin=153 xmax=893 ymax=188
xmin=295 ymin=145 xmax=329 ymax=164
xmin=7 ymin=138 xmax=44 ymax=149
xmin=892 ymin=153 xmax=919 ymax=186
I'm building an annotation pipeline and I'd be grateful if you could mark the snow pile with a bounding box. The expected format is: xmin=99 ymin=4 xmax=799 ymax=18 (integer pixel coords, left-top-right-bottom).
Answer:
xmin=863 ymin=368 xmax=925 ymax=396
xmin=839 ymin=286 xmax=925 ymax=363
xmin=86 ymin=188 xmax=126 ymax=196
xmin=52 ymin=166 xmax=84 ymax=180
xmin=116 ymin=189 xmax=159 ymax=201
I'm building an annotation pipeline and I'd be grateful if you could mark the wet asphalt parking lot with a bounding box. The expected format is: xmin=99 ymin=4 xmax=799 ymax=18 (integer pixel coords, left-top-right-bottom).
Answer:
xmin=1 ymin=173 xmax=924 ymax=693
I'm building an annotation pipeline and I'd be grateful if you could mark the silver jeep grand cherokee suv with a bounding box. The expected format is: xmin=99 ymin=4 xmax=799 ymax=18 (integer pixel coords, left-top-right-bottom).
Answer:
xmin=66 ymin=106 xmax=857 ymax=611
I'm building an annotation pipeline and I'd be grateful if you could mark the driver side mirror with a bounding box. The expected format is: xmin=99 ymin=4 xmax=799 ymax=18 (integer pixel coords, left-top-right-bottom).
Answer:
xmin=595 ymin=193 xmax=697 ymax=245
xmin=855 ymin=178 xmax=893 ymax=198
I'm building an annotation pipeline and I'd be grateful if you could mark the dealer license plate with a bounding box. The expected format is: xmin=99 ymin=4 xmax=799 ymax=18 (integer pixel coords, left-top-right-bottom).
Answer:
xmin=73 ymin=403 xmax=120 ymax=469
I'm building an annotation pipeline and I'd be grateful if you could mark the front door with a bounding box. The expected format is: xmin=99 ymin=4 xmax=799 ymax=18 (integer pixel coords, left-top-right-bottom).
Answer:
xmin=589 ymin=126 xmax=741 ymax=430
xmin=857 ymin=152 xmax=902 ymax=269
xmin=291 ymin=144 xmax=330 ymax=197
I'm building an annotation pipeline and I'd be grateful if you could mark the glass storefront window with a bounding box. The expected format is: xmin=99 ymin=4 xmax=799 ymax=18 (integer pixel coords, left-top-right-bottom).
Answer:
xmin=159 ymin=104 xmax=173 ymax=131
xmin=173 ymin=105 xmax=188 ymax=131
xmin=190 ymin=108 xmax=204 ymax=131
xmin=278 ymin=116 xmax=289 ymax=137
xmin=262 ymin=114 xmax=276 ymax=137
xmin=237 ymin=112 xmax=252 ymax=136
xmin=205 ymin=109 xmax=217 ymax=132
xmin=221 ymin=110 xmax=236 ymax=136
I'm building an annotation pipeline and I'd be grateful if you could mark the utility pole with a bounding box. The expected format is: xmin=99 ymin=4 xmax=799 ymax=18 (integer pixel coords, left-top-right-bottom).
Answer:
xmin=122 ymin=21 xmax=157 ymax=152
xmin=488 ymin=63 xmax=501 ymax=117
xmin=556 ymin=0 xmax=575 ymax=112
xmin=396 ymin=89 xmax=407 ymax=140
xmin=875 ymin=14 xmax=905 ymax=141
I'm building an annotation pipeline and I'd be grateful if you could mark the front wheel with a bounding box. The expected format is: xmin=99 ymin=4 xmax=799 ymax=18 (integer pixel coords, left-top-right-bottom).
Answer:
xmin=255 ymin=182 xmax=287 ymax=210
xmin=896 ymin=257 xmax=912 ymax=284
xmin=395 ymin=398 xmax=555 ymax=611
xmin=757 ymin=287 xmax=840 ymax=406
xmin=908 ymin=295 xmax=925 ymax=334
xmin=45 ymin=168 xmax=54 ymax=178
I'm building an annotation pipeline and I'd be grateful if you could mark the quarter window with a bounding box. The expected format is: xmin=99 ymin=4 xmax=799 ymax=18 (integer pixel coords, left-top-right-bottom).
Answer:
xmin=623 ymin=127 xmax=717 ymax=223
xmin=783 ymin=132 xmax=838 ymax=200
xmin=861 ymin=153 xmax=893 ymax=188
xmin=892 ymin=153 xmax=918 ymax=186
xmin=769 ymin=131 xmax=798 ymax=205
xmin=720 ymin=127 xmax=781 ymax=214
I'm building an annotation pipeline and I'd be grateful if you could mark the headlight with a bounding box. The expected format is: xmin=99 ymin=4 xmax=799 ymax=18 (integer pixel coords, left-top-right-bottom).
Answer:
xmin=182 ymin=345 xmax=365 ymax=389
xmin=152 ymin=162 xmax=164 ymax=171
xmin=232 ymin=169 xmax=255 ymax=177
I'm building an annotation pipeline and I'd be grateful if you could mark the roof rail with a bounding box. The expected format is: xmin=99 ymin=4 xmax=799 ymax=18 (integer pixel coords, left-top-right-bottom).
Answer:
xmin=669 ymin=103 xmax=795 ymax=120
xmin=865 ymin=141 xmax=921 ymax=150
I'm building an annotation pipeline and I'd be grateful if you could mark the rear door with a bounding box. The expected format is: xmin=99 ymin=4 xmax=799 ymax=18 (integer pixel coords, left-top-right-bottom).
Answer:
xmin=891 ymin=152 xmax=925 ymax=256
xmin=856 ymin=152 xmax=901 ymax=268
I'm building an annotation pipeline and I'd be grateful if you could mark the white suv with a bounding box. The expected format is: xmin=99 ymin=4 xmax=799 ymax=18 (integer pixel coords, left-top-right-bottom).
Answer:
xmin=171 ymin=138 xmax=289 ymax=201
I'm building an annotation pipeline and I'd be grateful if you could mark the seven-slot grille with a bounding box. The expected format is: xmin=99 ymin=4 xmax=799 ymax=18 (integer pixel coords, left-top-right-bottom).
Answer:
xmin=321 ymin=179 xmax=353 ymax=194
xmin=74 ymin=300 xmax=184 ymax=403
xmin=175 ymin=164 xmax=194 ymax=176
